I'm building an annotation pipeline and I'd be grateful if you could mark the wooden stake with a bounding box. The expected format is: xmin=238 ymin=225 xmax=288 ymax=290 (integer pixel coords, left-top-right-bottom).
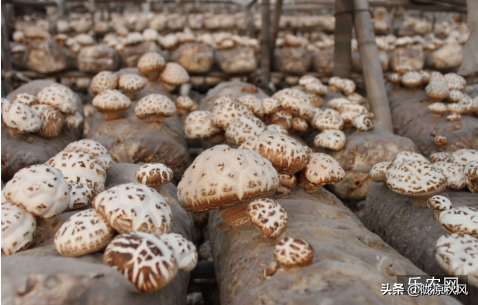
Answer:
xmin=260 ymin=0 xmax=271 ymax=91
xmin=270 ymin=0 xmax=283 ymax=61
xmin=333 ymin=0 xmax=353 ymax=79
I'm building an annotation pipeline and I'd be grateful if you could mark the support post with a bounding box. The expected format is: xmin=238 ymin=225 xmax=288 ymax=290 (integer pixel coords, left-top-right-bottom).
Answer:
xmin=353 ymin=0 xmax=394 ymax=132
xmin=1 ymin=2 xmax=13 ymax=94
xmin=270 ymin=0 xmax=283 ymax=62
xmin=333 ymin=0 xmax=353 ymax=79
xmin=259 ymin=0 xmax=271 ymax=91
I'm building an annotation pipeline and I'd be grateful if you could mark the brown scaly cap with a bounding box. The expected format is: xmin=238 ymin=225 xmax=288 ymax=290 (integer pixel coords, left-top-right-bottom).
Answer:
xmin=246 ymin=198 xmax=288 ymax=239
xmin=90 ymin=71 xmax=119 ymax=95
xmin=274 ymin=237 xmax=314 ymax=267
xmin=136 ymin=163 xmax=174 ymax=186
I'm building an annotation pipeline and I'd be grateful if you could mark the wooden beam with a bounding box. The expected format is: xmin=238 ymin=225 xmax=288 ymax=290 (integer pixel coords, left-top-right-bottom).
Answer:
xmin=270 ymin=0 xmax=283 ymax=63
xmin=259 ymin=0 xmax=271 ymax=91
xmin=2 ymin=2 xmax=13 ymax=94
xmin=333 ymin=0 xmax=353 ymax=79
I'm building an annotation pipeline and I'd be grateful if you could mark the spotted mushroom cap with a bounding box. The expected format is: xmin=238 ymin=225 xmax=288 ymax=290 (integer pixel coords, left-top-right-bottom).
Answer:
xmin=54 ymin=208 xmax=114 ymax=257
xmin=45 ymin=151 xmax=106 ymax=195
xmin=118 ymin=74 xmax=147 ymax=94
xmin=176 ymin=96 xmax=194 ymax=110
xmin=292 ymin=117 xmax=308 ymax=132
xmin=262 ymin=98 xmax=280 ymax=115
xmin=464 ymin=162 xmax=478 ymax=193
xmin=429 ymin=152 xmax=451 ymax=163
xmin=2 ymin=102 xmax=41 ymax=134
xmin=135 ymin=94 xmax=177 ymax=120
xmin=301 ymin=153 xmax=345 ymax=190
xmin=93 ymin=183 xmax=172 ymax=236
xmin=314 ymin=130 xmax=346 ymax=151
xmin=177 ymin=145 xmax=280 ymax=213
xmin=184 ymin=110 xmax=221 ymax=140
xmin=246 ymin=198 xmax=288 ymax=239
xmin=160 ymin=62 xmax=190 ymax=86
xmin=425 ymin=83 xmax=449 ymax=100
xmin=90 ymin=71 xmax=119 ymax=95
xmin=272 ymin=89 xmax=312 ymax=119
xmin=385 ymin=160 xmax=446 ymax=197
xmin=392 ymin=151 xmax=429 ymax=164
xmin=236 ymin=94 xmax=264 ymax=118
xmin=92 ymin=89 xmax=131 ymax=113
xmin=67 ymin=182 xmax=95 ymax=210
xmin=3 ymin=165 xmax=70 ymax=218
xmin=433 ymin=135 xmax=448 ymax=146
xmin=327 ymin=98 xmax=351 ymax=110
xmin=401 ymin=71 xmax=422 ymax=88
xmin=269 ymin=110 xmax=293 ymax=130
xmin=340 ymin=110 xmax=360 ymax=124
xmin=31 ymin=104 xmax=64 ymax=138
xmin=337 ymin=104 xmax=368 ymax=115
xmin=427 ymin=195 xmax=452 ymax=211
xmin=266 ymin=124 xmax=288 ymax=135
xmin=159 ymin=233 xmax=198 ymax=272
xmin=1 ymin=202 xmax=36 ymax=256
xmin=278 ymin=173 xmax=297 ymax=189
xmin=341 ymin=79 xmax=356 ymax=95
xmin=239 ymin=132 xmax=310 ymax=174
xmin=63 ymin=111 xmax=84 ymax=129
xmin=305 ymin=82 xmax=328 ymax=96
xmin=428 ymin=102 xmax=447 ymax=115
xmin=313 ymin=114 xmax=344 ymax=131
xmin=103 ymin=231 xmax=178 ymax=292
xmin=13 ymin=93 xmax=38 ymax=106
xmin=298 ymin=75 xmax=320 ymax=86
xmin=225 ymin=115 xmax=266 ymax=145
xmin=446 ymin=113 xmax=462 ymax=122
xmin=211 ymin=101 xmax=253 ymax=130
xmin=447 ymin=89 xmax=464 ymax=103
xmin=433 ymin=161 xmax=466 ymax=189
xmin=36 ymin=83 xmax=78 ymax=114
xmin=369 ymin=161 xmax=393 ymax=183
xmin=450 ymin=149 xmax=478 ymax=166
xmin=274 ymin=237 xmax=314 ymax=267
xmin=213 ymin=95 xmax=235 ymax=108
xmin=63 ymin=139 xmax=113 ymax=171
xmin=444 ymin=73 xmax=466 ymax=91
xmin=138 ymin=52 xmax=166 ymax=74
xmin=351 ymin=114 xmax=374 ymax=131
xmin=438 ymin=206 xmax=478 ymax=235
xmin=435 ymin=233 xmax=478 ymax=280
xmin=136 ymin=163 xmax=174 ymax=186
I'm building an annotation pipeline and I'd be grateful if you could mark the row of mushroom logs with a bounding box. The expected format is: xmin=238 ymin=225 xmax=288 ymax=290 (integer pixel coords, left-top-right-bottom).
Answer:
xmin=183 ymin=75 xmax=373 ymax=152
xmin=1 ymin=84 xmax=84 ymax=138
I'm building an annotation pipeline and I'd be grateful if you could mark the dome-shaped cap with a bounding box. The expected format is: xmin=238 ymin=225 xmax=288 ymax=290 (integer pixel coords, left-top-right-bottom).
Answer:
xmin=90 ymin=71 xmax=119 ymax=95
xmin=13 ymin=93 xmax=38 ymax=106
xmin=92 ymin=89 xmax=131 ymax=112
xmin=3 ymin=103 xmax=41 ymax=134
xmin=435 ymin=233 xmax=478 ymax=281
xmin=314 ymin=130 xmax=346 ymax=151
xmin=184 ymin=111 xmax=221 ymax=140
xmin=1 ymin=202 xmax=36 ymax=255
xmin=36 ymin=83 xmax=78 ymax=114
xmin=225 ymin=115 xmax=266 ymax=145
xmin=160 ymin=63 xmax=190 ymax=86
xmin=211 ymin=101 xmax=253 ymax=130
xmin=433 ymin=161 xmax=466 ymax=189
xmin=370 ymin=161 xmax=392 ymax=182
xmin=274 ymin=237 xmax=314 ymax=267
xmin=63 ymin=139 xmax=113 ymax=170
xmin=136 ymin=163 xmax=174 ymax=186
xmin=246 ymin=198 xmax=287 ymax=238
xmin=135 ymin=94 xmax=177 ymax=120
xmin=159 ymin=233 xmax=198 ymax=272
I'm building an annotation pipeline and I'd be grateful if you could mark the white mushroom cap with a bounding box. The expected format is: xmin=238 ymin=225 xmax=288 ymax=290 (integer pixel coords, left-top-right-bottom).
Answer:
xmin=93 ymin=183 xmax=172 ymax=236
xmin=274 ymin=237 xmax=314 ymax=267
xmin=211 ymin=101 xmax=253 ymax=130
xmin=239 ymin=132 xmax=310 ymax=174
xmin=31 ymin=104 xmax=64 ymax=138
xmin=213 ymin=95 xmax=235 ymax=108
xmin=160 ymin=62 xmax=190 ymax=86
xmin=271 ymin=89 xmax=312 ymax=119
xmin=184 ymin=111 xmax=221 ymax=140
xmin=385 ymin=160 xmax=446 ymax=197
xmin=299 ymin=75 xmax=320 ymax=86
xmin=392 ymin=151 xmax=429 ymax=164
xmin=446 ymin=113 xmax=462 ymax=122
xmin=341 ymin=110 xmax=360 ymax=124
xmin=103 ymin=231 xmax=178 ymax=292
xmin=90 ymin=71 xmax=119 ymax=95
xmin=450 ymin=149 xmax=478 ymax=166
xmin=225 ymin=115 xmax=266 ymax=145
xmin=92 ymin=89 xmax=131 ymax=113
xmin=138 ymin=52 xmax=166 ymax=79
xmin=45 ymin=151 xmax=106 ymax=195
xmin=447 ymin=103 xmax=467 ymax=114
xmin=447 ymin=89 xmax=464 ymax=103
xmin=2 ymin=102 xmax=42 ymax=134
xmin=266 ymin=124 xmax=288 ymax=135
xmin=313 ymin=114 xmax=344 ymax=131
xmin=464 ymin=161 xmax=478 ymax=193
xmin=369 ymin=161 xmax=392 ymax=182
xmin=351 ymin=114 xmax=374 ymax=131
xmin=300 ymin=153 xmax=345 ymax=193
xmin=63 ymin=139 xmax=113 ymax=171
xmin=425 ymin=83 xmax=449 ymax=101
xmin=63 ymin=111 xmax=84 ymax=129
xmin=444 ymin=73 xmax=466 ymax=91
xmin=246 ymin=198 xmax=288 ymax=239
xmin=67 ymin=182 xmax=95 ymax=210
xmin=135 ymin=94 xmax=177 ymax=124
xmin=337 ymin=104 xmax=368 ymax=115
xmin=427 ymin=195 xmax=452 ymax=212
xmin=3 ymin=165 xmax=70 ymax=218
xmin=236 ymin=94 xmax=264 ymax=118
xmin=177 ymin=145 xmax=280 ymax=213
xmin=159 ymin=233 xmax=198 ymax=272
xmin=118 ymin=74 xmax=147 ymax=95
xmin=314 ymin=130 xmax=346 ymax=151
xmin=54 ymin=208 xmax=114 ymax=257
xmin=429 ymin=152 xmax=451 ymax=163
xmin=327 ymin=98 xmax=351 ymax=110
xmin=13 ymin=93 xmax=38 ymax=106
xmin=401 ymin=71 xmax=422 ymax=88
xmin=438 ymin=206 xmax=478 ymax=236
xmin=435 ymin=233 xmax=478 ymax=281
xmin=428 ymin=102 xmax=447 ymax=116
xmin=305 ymin=83 xmax=328 ymax=96
xmin=136 ymin=163 xmax=174 ymax=186
xmin=1 ymin=202 xmax=36 ymax=256
xmin=433 ymin=161 xmax=466 ymax=189
xmin=36 ymin=83 xmax=78 ymax=114
xmin=262 ymin=98 xmax=280 ymax=115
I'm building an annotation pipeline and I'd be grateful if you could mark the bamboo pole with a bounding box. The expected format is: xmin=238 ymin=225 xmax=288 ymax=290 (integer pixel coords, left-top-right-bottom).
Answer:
xmin=353 ymin=0 xmax=394 ymax=132
xmin=270 ymin=0 xmax=283 ymax=62
xmin=333 ymin=0 xmax=353 ymax=79
xmin=260 ymin=0 xmax=271 ymax=91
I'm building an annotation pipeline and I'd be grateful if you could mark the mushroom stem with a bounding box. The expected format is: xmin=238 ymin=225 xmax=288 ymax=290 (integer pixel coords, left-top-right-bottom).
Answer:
xmin=103 ymin=111 xmax=122 ymax=121
xmin=147 ymin=115 xmax=166 ymax=126
xmin=124 ymin=92 xmax=135 ymax=100
xmin=177 ymin=107 xmax=187 ymax=116
xmin=8 ymin=128 xmax=23 ymax=137
xmin=431 ymin=113 xmax=443 ymax=118
xmin=204 ymin=132 xmax=226 ymax=144
xmin=147 ymin=71 xmax=160 ymax=82
xmin=218 ymin=203 xmax=250 ymax=228
xmin=408 ymin=197 xmax=429 ymax=208
xmin=395 ymin=83 xmax=401 ymax=89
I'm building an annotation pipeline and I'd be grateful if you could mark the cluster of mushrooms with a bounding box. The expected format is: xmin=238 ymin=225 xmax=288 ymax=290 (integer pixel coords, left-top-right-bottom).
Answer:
xmin=1 ymin=138 xmax=198 ymax=293
xmin=1 ymin=84 xmax=83 ymax=138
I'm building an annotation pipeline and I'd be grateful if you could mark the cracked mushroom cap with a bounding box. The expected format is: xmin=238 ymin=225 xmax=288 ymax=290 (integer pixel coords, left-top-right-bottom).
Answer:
xmin=136 ymin=163 xmax=174 ymax=186
xmin=160 ymin=63 xmax=190 ymax=86
xmin=447 ymin=89 xmax=464 ymax=103
xmin=428 ymin=102 xmax=447 ymax=116
xmin=184 ymin=111 xmax=221 ymax=140
xmin=159 ymin=233 xmax=198 ymax=272
xmin=314 ymin=130 xmax=346 ymax=151
xmin=13 ymin=93 xmax=38 ymax=106
xmin=385 ymin=160 xmax=446 ymax=197
xmin=2 ymin=102 xmax=41 ymax=134
xmin=225 ymin=115 xmax=266 ymax=145
xmin=427 ymin=195 xmax=452 ymax=212
xmin=3 ymin=165 xmax=70 ymax=218
xmin=92 ymin=89 xmax=132 ymax=114
xmin=31 ymin=104 xmax=64 ymax=138
xmin=337 ymin=104 xmax=368 ymax=115
xmin=401 ymin=71 xmax=422 ymax=88
xmin=305 ymin=82 xmax=328 ymax=96
xmin=1 ymin=202 xmax=36 ymax=256
xmin=54 ymin=208 xmax=114 ymax=257
xmin=63 ymin=139 xmax=113 ymax=171
xmin=63 ymin=111 xmax=83 ymax=129
xmin=246 ymin=198 xmax=288 ymax=239
xmin=266 ymin=124 xmax=288 ymax=135
xmin=236 ymin=94 xmax=264 ymax=118
xmin=177 ymin=145 xmax=280 ymax=213
xmin=271 ymin=89 xmax=312 ymax=119
xmin=176 ymin=96 xmax=194 ymax=110
xmin=435 ymin=233 xmax=478 ymax=282
xmin=392 ymin=151 xmax=429 ymax=164
xmin=438 ymin=206 xmax=478 ymax=236
xmin=444 ymin=73 xmax=466 ymax=91
xmin=274 ymin=237 xmax=314 ymax=267
xmin=300 ymin=153 xmax=345 ymax=193
xmin=351 ymin=114 xmax=374 ymax=131
xmin=433 ymin=162 xmax=466 ymax=189
xmin=138 ymin=52 xmax=166 ymax=75
xmin=370 ymin=161 xmax=393 ymax=183
xmin=45 ymin=151 xmax=106 ymax=195
xmin=93 ymin=183 xmax=172 ymax=236
xmin=450 ymin=149 xmax=478 ymax=166
xmin=239 ymin=132 xmax=310 ymax=174
xmin=135 ymin=94 xmax=177 ymax=121
xmin=90 ymin=71 xmax=119 ymax=95
xmin=262 ymin=98 xmax=280 ymax=115
xmin=425 ymin=83 xmax=449 ymax=101
xmin=327 ymin=98 xmax=351 ymax=110
xmin=36 ymin=83 xmax=78 ymax=114
xmin=212 ymin=101 xmax=253 ymax=130
xmin=292 ymin=117 xmax=308 ymax=132
xmin=429 ymin=152 xmax=451 ymax=163
xmin=118 ymin=74 xmax=146 ymax=95
xmin=464 ymin=162 xmax=478 ymax=193
xmin=67 ymin=182 xmax=95 ymax=210
xmin=313 ymin=114 xmax=344 ymax=131
xmin=104 ymin=231 xmax=178 ymax=292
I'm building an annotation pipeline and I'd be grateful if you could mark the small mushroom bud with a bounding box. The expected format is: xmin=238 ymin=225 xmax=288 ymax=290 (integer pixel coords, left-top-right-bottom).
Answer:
xmin=369 ymin=161 xmax=392 ymax=183
xmin=433 ymin=135 xmax=448 ymax=145
xmin=246 ymin=198 xmax=288 ymax=239
xmin=274 ymin=237 xmax=314 ymax=267
xmin=136 ymin=163 xmax=174 ymax=187
xmin=314 ymin=130 xmax=346 ymax=151
xmin=118 ymin=74 xmax=146 ymax=100
xmin=351 ymin=114 xmax=374 ymax=131
xmin=427 ymin=195 xmax=452 ymax=220
xmin=175 ymin=96 xmax=194 ymax=115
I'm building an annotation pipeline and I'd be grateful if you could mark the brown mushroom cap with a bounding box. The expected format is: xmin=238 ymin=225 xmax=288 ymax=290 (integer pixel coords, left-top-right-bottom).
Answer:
xmin=136 ymin=163 xmax=174 ymax=186
xmin=212 ymin=101 xmax=253 ymax=130
xmin=246 ymin=198 xmax=288 ymax=239
xmin=274 ymin=237 xmax=314 ymax=267
xmin=236 ymin=94 xmax=264 ymax=118
xmin=301 ymin=153 xmax=345 ymax=192
xmin=90 ymin=71 xmax=119 ymax=95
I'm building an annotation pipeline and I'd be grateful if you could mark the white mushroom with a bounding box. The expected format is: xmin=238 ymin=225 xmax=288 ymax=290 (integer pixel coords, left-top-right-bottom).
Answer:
xmin=136 ymin=163 xmax=174 ymax=186
xmin=246 ymin=198 xmax=288 ymax=239
xmin=438 ymin=206 xmax=478 ymax=236
xmin=63 ymin=139 xmax=113 ymax=171
xmin=433 ymin=162 xmax=466 ymax=189
xmin=427 ymin=195 xmax=453 ymax=220
xmin=1 ymin=202 xmax=36 ymax=255
xmin=159 ymin=233 xmax=198 ymax=272
xmin=274 ymin=237 xmax=314 ymax=267
xmin=313 ymin=130 xmax=346 ymax=151
xmin=225 ymin=115 xmax=266 ymax=145
xmin=300 ymin=153 xmax=345 ymax=193
xmin=369 ymin=161 xmax=392 ymax=183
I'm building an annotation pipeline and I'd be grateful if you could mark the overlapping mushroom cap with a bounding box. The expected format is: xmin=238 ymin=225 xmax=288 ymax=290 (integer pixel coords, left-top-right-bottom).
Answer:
xmin=160 ymin=62 xmax=190 ymax=86
xmin=274 ymin=237 xmax=314 ymax=267
xmin=31 ymin=104 xmax=64 ymax=138
xmin=314 ymin=130 xmax=346 ymax=151
xmin=300 ymin=153 xmax=345 ymax=193
xmin=136 ymin=163 xmax=174 ymax=186
xmin=2 ymin=102 xmax=42 ymax=134
xmin=63 ymin=139 xmax=113 ymax=171
xmin=3 ymin=165 xmax=70 ymax=218
xmin=67 ymin=182 xmax=95 ymax=210
xmin=54 ymin=208 xmax=114 ymax=257
xmin=184 ymin=111 xmax=221 ymax=140
xmin=1 ymin=202 xmax=36 ymax=255
xmin=36 ymin=83 xmax=78 ymax=114
xmin=159 ymin=233 xmax=198 ymax=272
xmin=211 ymin=101 xmax=253 ymax=130
xmin=429 ymin=152 xmax=451 ymax=163
xmin=90 ymin=71 xmax=119 ymax=95
xmin=433 ymin=162 xmax=466 ymax=189
xmin=271 ymin=89 xmax=312 ymax=119
xmin=351 ymin=114 xmax=374 ymax=131
xmin=450 ymin=149 xmax=478 ymax=166
xmin=239 ymin=132 xmax=310 ymax=174
xmin=438 ymin=206 xmax=478 ymax=236
xmin=236 ymin=94 xmax=264 ymax=118
xmin=464 ymin=162 xmax=478 ymax=193
xmin=225 ymin=115 xmax=266 ymax=145
xmin=178 ymin=145 xmax=279 ymax=213
xmin=369 ymin=161 xmax=392 ymax=183
xmin=93 ymin=183 xmax=172 ymax=236
xmin=104 ymin=231 xmax=178 ymax=292
xmin=13 ymin=93 xmax=38 ymax=106
xmin=246 ymin=198 xmax=288 ymax=239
